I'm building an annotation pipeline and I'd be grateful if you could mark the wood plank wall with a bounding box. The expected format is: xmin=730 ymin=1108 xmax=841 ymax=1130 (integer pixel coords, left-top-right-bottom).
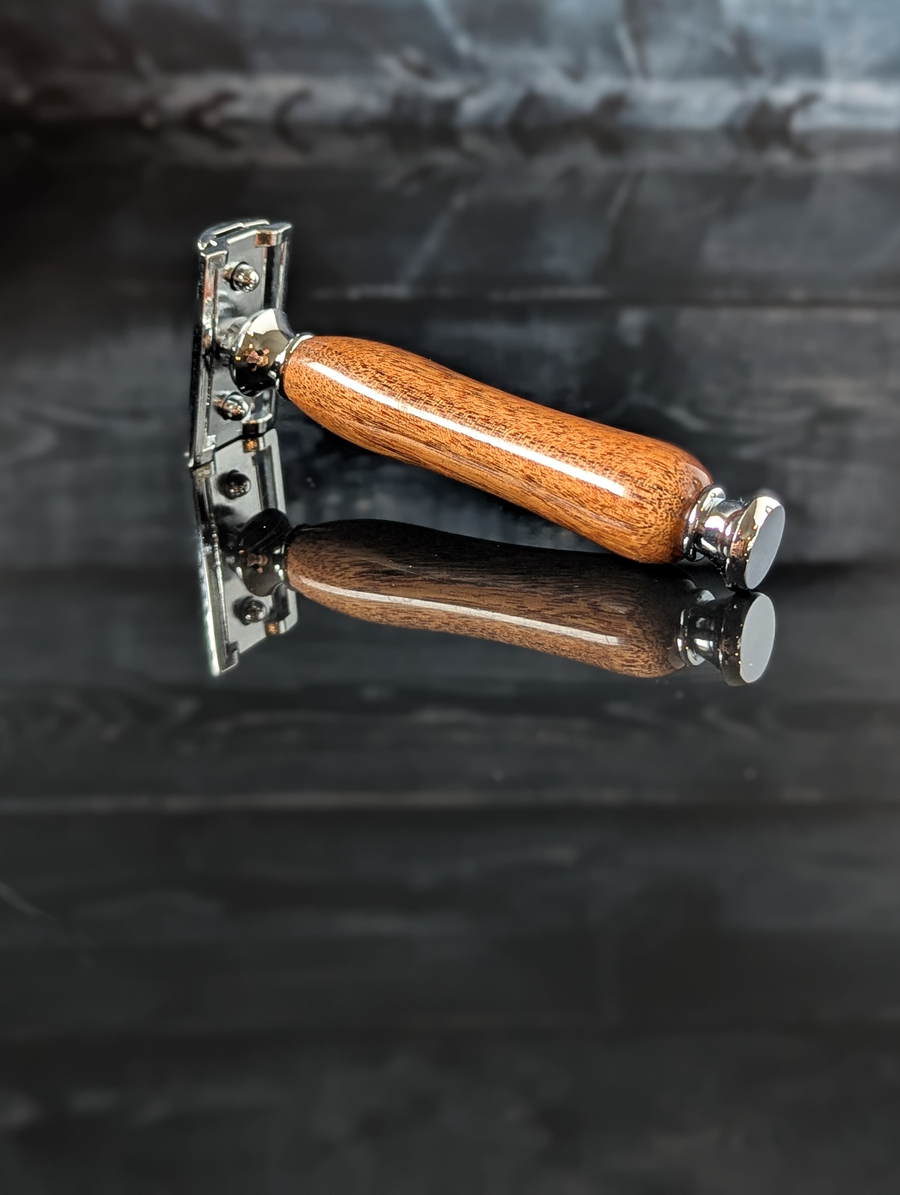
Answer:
xmin=0 ymin=125 xmax=899 ymax=1191
xmin=4 ymin=0 xmax=900 ymax=132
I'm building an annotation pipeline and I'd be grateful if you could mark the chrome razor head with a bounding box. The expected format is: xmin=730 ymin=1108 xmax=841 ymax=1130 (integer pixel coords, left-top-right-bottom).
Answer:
xmin=189 ymin=219 xmax=297 ymax=675
xmin=189 ymin=217 xmax=291 ymax=469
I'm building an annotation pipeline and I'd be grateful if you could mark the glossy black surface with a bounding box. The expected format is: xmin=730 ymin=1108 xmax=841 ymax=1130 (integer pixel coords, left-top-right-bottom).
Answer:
xmin=1 ymin=124 xmax=900 ymax=1191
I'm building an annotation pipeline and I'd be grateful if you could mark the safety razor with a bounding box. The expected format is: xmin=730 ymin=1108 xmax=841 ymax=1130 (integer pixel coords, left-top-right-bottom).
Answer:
xmin=189 ymin=218 xmax=783 ymax=677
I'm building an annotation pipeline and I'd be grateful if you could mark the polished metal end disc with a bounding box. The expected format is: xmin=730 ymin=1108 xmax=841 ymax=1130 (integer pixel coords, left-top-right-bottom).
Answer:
xmin=718 ymin=591 xmax=777 ymax=685
xmin=723 ymin=496 xmax=786 ymax=591
xmin=685 ymin=487 xmax=786 ymax=592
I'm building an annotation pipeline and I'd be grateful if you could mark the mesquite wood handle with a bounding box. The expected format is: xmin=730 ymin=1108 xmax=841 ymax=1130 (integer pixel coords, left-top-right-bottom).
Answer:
xmin=283 ymin=337 xmax=712 ymax=564
xmin=286 ymin=520 xmax=694 ymax=678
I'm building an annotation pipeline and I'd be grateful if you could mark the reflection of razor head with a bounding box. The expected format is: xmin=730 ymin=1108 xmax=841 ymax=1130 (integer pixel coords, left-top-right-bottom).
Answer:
xmin=192 ymin=430 xmax=297 ymax=675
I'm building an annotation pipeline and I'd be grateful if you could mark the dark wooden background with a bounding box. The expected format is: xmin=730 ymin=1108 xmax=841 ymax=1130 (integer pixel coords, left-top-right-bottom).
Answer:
xmin=2 ymin=1 xmax=900 ymax=1187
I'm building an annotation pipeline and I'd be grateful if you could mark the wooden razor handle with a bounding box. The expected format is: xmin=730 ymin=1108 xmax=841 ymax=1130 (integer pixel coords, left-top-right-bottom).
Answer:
xmin=286 ymin=520 xmax=697 ymax=678
xmin=283 ymin=337 xmax=712 ymax=565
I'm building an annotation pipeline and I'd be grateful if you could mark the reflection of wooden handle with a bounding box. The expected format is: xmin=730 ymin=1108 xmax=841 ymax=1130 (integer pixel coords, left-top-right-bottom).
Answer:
xmin=286 ymin=521 xmax=696 ymax=678
xmin=282 ymin=337 xmax=712 ymax=565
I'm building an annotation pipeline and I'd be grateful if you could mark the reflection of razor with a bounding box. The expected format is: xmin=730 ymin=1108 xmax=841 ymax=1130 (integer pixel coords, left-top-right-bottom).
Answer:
xmin=195 ymin=491 xmax=776 ymax=683
xmin=286 ymin=521 xmax=777 ymax=686
xmin=192 ymin=428 xmax=296 ymax=674
xmin=189 ymin=219 xmax=779 ymax=679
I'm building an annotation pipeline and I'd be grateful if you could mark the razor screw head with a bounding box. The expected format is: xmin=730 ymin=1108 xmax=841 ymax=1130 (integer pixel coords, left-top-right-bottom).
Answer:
xmin=214 ymin=392 xmax=251 ymax=421
xmin=228 ymin=261 xmax=260 ymax=292
xmin=237 ymin=597 xmax=268 ymax=625
xmin=218 ymin=471 xmax=252 ymax=500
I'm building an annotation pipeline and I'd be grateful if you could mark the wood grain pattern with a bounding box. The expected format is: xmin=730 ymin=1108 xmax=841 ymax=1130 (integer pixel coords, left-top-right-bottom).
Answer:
xmin=283 ymin=337 xmax=713 ymax=564
xmin=286 ymin=520 xmax=695 ymax=677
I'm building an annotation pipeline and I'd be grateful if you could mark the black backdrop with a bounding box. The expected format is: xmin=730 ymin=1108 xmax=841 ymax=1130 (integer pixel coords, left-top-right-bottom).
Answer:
xmin=2 ymin=3 xmax=900 ymax=1192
